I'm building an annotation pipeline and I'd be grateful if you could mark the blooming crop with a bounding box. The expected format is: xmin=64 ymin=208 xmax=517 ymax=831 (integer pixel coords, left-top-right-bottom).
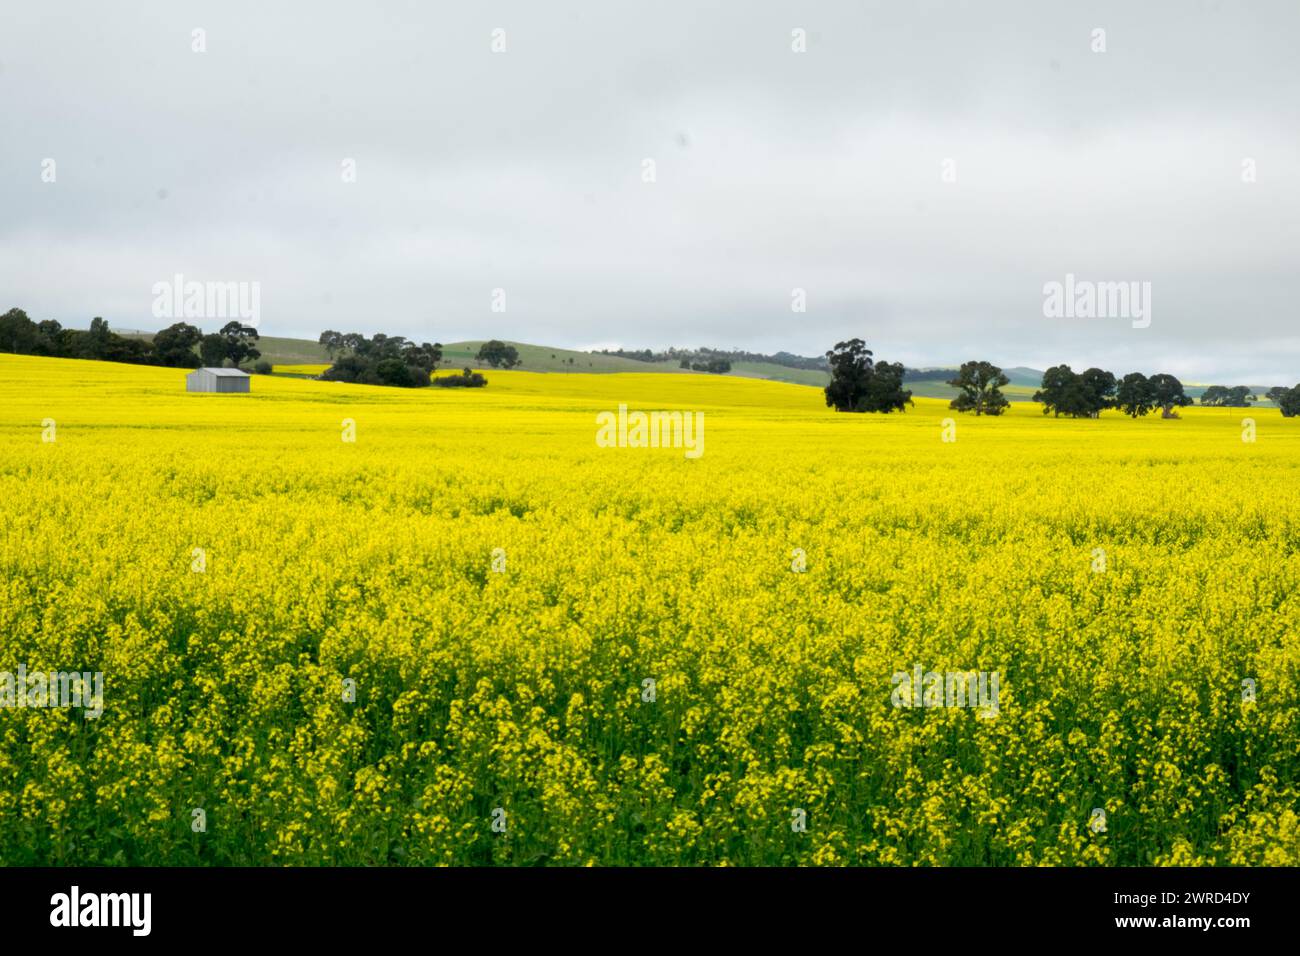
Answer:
xmin=0 ymin=353 xmax=1296 ymax=866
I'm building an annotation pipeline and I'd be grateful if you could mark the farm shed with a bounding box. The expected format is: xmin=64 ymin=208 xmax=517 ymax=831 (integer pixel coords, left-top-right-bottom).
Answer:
xmin=186 ymin=367 xmax=251 ymax=393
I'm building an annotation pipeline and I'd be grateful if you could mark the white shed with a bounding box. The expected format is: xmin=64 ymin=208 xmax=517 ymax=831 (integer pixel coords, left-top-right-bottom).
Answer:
xmin=186 ymin=367 xmax=251 ymax=393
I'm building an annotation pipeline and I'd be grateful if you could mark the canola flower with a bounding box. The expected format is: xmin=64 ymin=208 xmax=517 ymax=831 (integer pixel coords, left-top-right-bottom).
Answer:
xmin=0 ymin=352 xmax=1297 ymax=866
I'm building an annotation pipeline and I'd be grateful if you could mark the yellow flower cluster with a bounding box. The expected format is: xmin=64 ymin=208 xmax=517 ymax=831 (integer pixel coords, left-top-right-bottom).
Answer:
xmin=0 ymin=352 xmax=1296 ymax=865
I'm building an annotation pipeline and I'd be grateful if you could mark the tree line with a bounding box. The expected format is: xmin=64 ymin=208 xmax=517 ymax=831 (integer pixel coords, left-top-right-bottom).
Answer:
xmin=1272 ymin=387 xmax=1300 ymax=417
xmin=679 ymin=357 xmax=732 ymax=373
xmin=318 ymin=333 xmax=520 ymax=385
xmin=1035 ymin=367 xmax=1193 ymax=418
xmin=596 ymin=345 xmax=821 ymax=371
xmin=1200 ymin=385 xmax=1255 ymax=407
xmin=819 ymin=341 xmax=1020 ymax=415
xmin=1034 ymin=367 xmax=1300 ymax=418
xmin=0 ymin=308 xmax=266 ymax=371
xmin=317 ymin=330 xmax=451 ymax=387
xmin=824 ymin=340 xmax=1300 ymax=418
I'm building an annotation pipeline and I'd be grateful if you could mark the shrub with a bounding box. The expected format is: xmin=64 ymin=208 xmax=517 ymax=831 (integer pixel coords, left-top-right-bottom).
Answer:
xmin=434 ymin=368 xmax=487 ymax=388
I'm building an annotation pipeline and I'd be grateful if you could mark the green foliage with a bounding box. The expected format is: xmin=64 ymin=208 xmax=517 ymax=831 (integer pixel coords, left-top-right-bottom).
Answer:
xmin=1079 ymin=368 xmax=1118 ymax=416
xmin=0 ymin=308 xmax=42 ymax=353
xmin=199 ymin=334 xmax=227 ymax=367
xmin=1034 ymin=365 xmax=1116 ymax=418
xmin=318 ymin=331 xmax=445 ymax=389
xmin=1200 ymin=385 xmax=1255 ymax=407
xmin=690 ymin=358 xmax=731 ymax=373
xmin=597 ymin=344 xmax=826 ymax=372
xmin=0 ymin=308 xmax=156 ymax=366
xmin=318 ymin=330 xmax=342 ymax=359
xmin=153 ymin=322 xmax=203 ymax=368
xmin=824 ymin=338 xmax=913 ymax=413
xmin=1149 ymin=373 xmax=1193 ymax=418
xmin=218 ymin=321 xmax=261 ymax=369
xmin=947 ymin=360 xmax=1010 ymax=416
xmin=476 ymin=340 xmax=522 ymax=369
xmin=433 ymin=368 xmax=488 ymax=388
xmin=1116 ymin=372 xmax=1156 ymax=418
xmin=1034 ymin=366 xmax=1190 ymax=420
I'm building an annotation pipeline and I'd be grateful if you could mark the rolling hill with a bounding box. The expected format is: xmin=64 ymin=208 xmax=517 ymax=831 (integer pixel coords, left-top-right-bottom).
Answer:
xmin=123 ymin=331 xmax=832 ymax=386
xmin=119 ymin=330 xmax=1285 ymax=404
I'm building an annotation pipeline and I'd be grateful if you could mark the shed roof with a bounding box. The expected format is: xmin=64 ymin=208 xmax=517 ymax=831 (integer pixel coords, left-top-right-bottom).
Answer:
xmin=192 ymin=367 xmax=250 ymax=377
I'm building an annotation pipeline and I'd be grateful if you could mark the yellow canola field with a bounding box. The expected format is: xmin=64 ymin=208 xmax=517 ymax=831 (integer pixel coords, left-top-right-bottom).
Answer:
xmin=0 ymin=352 xmax=1297 ymax=865
xmin=269 ymin=363 xmax=330 ymax=376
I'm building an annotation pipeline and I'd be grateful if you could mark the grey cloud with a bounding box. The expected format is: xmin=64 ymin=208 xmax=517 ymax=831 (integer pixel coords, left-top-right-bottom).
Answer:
xmin=1 ymin=0 xmax=1297 ymax=383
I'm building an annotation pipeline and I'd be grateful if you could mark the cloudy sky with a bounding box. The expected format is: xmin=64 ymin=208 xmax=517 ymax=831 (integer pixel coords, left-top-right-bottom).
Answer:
xmin=2 ymin=1 xmax=1297 ymax=382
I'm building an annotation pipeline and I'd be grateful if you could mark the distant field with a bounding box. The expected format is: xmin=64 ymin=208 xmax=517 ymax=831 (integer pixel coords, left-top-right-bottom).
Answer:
xmin=728 ymin=361 xmax=829 ymax=386
xmin=1184 ymin=385 xmax=1280 ymax=406
xmin=123 ymin=331 xmax=333 ymax=366
xmin=247 ymin=336 xmax=333 ymax=364
xmin=125 ymin=331 xmax=830 ymax=386
xmin=273 ymin=363 xmax=330 ymax=377
xmin=123 ymin=330 xmax=1285 ymax=404
xmin=439 ymin=341 xmax=681 ymax=374
xmin=906 ymin=380 xmax=1040 ymax=403
xmin=443 ymin=344 xmax=833 ymax=386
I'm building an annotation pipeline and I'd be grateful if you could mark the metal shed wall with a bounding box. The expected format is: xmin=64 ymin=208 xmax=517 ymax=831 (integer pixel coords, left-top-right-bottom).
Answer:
xmin=186 ymin=369 xmax=250 ymax=393
xmin=213 ymin=375 xmax=250 ymax=393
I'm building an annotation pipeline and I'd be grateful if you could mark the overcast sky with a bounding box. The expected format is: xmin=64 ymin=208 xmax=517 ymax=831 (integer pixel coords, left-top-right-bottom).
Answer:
xmin=2 ymin=1 xmax=1297 ymax=382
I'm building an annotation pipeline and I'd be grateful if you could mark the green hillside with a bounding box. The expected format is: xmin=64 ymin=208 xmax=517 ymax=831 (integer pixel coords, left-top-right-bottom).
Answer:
xmin=252 ymin=336 xmax=328 ymax=364
xmin=122 ymin=331 xmax=828 ymax=385
xmin=239 ymin=335 xmax=331 ymax=364
xmin=446 ymin=342 xmax=832 ymax=386
xmin=123 ymin=330 xmax=331 ymax=366
xmin=439 ymin=341 xmax=679 ymax=374
xmin=1003 ymin=366 xmax=1048 ymax=387
xmin=122 ymin=330 xmax=1287 ymax=403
